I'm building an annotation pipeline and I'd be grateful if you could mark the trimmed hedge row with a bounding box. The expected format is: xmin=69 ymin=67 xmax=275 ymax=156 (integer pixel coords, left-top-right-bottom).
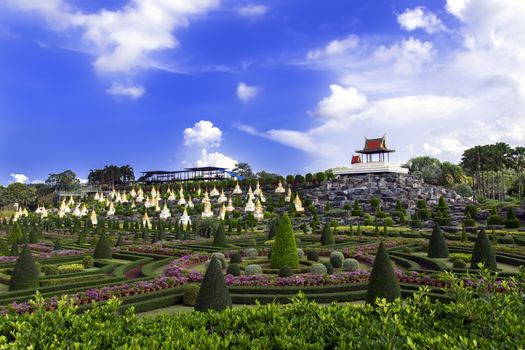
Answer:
xmin=40 ymin=274 xmax=107 ymax=287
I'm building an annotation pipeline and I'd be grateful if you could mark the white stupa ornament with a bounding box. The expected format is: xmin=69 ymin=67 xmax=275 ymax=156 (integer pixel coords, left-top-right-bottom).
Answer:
xmin=40 ymin=206 xmax=48 ymax=219
xmin=62 ymin=199 xmax=71 ymax=213
xmin=150 ymin=186 xmax=157 ymax=199
xmin=254 ymin=199 xmax=264 ymax=221
xmin=94 ymin=192 xmax=100 ymax=201
xmin=35 ymin=206 xmax=43 ymax=214
xmin=233 ymin=182 xmax=242 ymax=195
xmin=136 ymin=187 xmax=144 ymax=202
xmin=67 ymin=196 xmax=75 ymax=206
xmin=259 ymin=191 xmax=266 ymax=203
xmin=114 ymin=192 xmax=122 ymax=203
xmin=159 ymin=202 xmax=171 ymax=220
xmin=21 ymin=207 xmax=28 ymax=217
xmin=294 ymin=193 xmax=304 ymax=212
xmin=275 ymin=180 xmax=285 ymax=193
xmin=90 ymin=209 xmax=97 ymax=226
xmin=247 ymin=186 xmax=255 ymax=201
xmin=196 ymin=186 xmax=202 ymax=196
xmin=285 ymin=187 xmax=292 ymax=202
xmin=168 ymin=188 xmax=176 ymax=201
xmin=187 ymin=195 xmax=194 ymax=209
xmin=218 ymin=189 xmax=227 ymax=204
xmin=142 ymin=210 xmax=152 ymax=229
xmin=254 ymin=181 xmax=262 ymax=195
xmin=58 ymin=199 xmax=67 ymax=217
xmin=80 ymin=204 xmax=88 ymax=216
xmin=106 ymin=202 xmax=115 ymax=216
xmin=144 ymin=197 xmax=152 ymax=208
xmin=13 ymin=210 xmax=20 ymax=222
xmin=180 ymin=208 xmax=191 ymax=230
xmin=178 ymin=187 xmax=187 ymax=205
xmin=201 ymin=200 xmax=213 ymax=218
xmin=244 ymin=196 xmax=255 ymax=212
xmin=98 ymin=193 xmax=105 ymax=203
xmin=154 ymin=198 xmax=161 ymax=212
xmin=121 ymin=191 xmax=128 ymax=203
xmin=73 ymin=205 xmax=81 ymax=217
xmin=219 ymin=203 xmax=226 ymax=220
xmin=210 ymin=186 xmax=220 ymax=197
xmin=131 ymin=200 xmax=136 ymax=209
xmin=130 ymin=187 xmax=137 ymax=198
xmin=202 ymin=190 xmax=210 ymax=207
xmin=226 ymin=197 xmax=235 ymax=212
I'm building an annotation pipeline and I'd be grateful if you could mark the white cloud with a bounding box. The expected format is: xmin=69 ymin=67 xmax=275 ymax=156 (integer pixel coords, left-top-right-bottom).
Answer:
xmin=10 ymin=173 xmax=29 ymax=184
xmin=397 ymin=7 xmax=446 ymax=34
xmin=6 ymin=0 xmax=220 ymax=73
xmin=445 ymin=0 xmax=471 ymax=19
xmin=315 ymin=84 xmax=367 ymax=120
xmin=79 ymin=178 xmax=88 ymax=184
xmin=31 ymin=179 xmax=44 ymax=184
xmin=183 ymin=120 xmax=223 ymax=148
xmin=238 ymin=4 xmax=267 ymax=18
xmin=196 ymin=149 xmax=237 ymax=169
xmin=307 ymin=35 xmax=359 ymax=60
xmin=106 ymin=83 xmax=145 ymax=99
xmin=373 ymin=38 xmax=435 ymax=75
xmin=236 ymin=82 xmax=260 ymax=102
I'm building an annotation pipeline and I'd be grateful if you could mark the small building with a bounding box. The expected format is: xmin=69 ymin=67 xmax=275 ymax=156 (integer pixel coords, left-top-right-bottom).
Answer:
xmin=334 ymin=135 xmax=408 ymax=175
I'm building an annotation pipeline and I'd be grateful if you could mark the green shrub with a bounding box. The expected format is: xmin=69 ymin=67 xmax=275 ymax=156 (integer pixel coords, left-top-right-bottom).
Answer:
xmin=329 ymin=251 xmax=344 ymax=268
xmin=504 ymin=207 xmax=520 ymax=229
xmin=305 ymin=250 xmax=319 ymax=262
xmin=245 ymin=264 xmax=262 ymax=276
xmin=463 ymin=212 xmax=476 ymax=227
xmin=40 ymin=274 xmax=104 ymax=287
xmin=343 ymin=258 xmax=359 ymax=272
xmin=226 ymin=263 xmax=241 ymax=276
xmin=194 ymin=256 xmax=231 ymax=312
xmin=320 ymin=222 xmax=335 ymax=246
xmin=229 ymin=252 xmax=242 ymax=264
xmin=82 ymin=256 xmax=94 ymax=268
xmin=449 ymin=253 xmax=471 ymax=263
xmin=471 ymin=230 xmax=497 ymax=271
xmin=453 ymin=259 xmax=467 ymax=269
xmin=376 ymin=211 xmax=388 ymax=219
xmin=487 ymin=215 xmax=504 ymax=226
xmin=57 ymin=264 xmax=84 ymax=274
xmin=210 ymin=253 xmax=225 ymax=269
xmin=309 ymin=263 xmax=327 ymax=275
xmin=465 ymin=204 xmax=478 ymax=218
xmin=278 ymin=265 xmax=294 ymax=277
xmin=53 ymin=239 xmax=62 ymax=251
xmin=0 ymin=240 xmax=8 ymax=256
xmin=7 ymin=223 xmax=23 ymax=244
xmin=427 ymin=224 xmax=449 ymax=258
xmin=270 ymin=214 xmax=299 ymax=269
xmin=365 ymin=242 xmax=401 ymax=305
xmin=183 ymin=284 xmax=200 ymax=306
xmin=245 ymin=248 xmax=258 ymax=259
xmin=213 ymin=222 xmax=227 ymax=247
xmin=9 ymin=243 xmax=19 ymax=257
xmin=322 ymin=262 xmax=334 ymax=274
xmin=93 ymin=232 xmax=112 ymax=259
xmin=268 ymin=222 xmax=278 ymax=240
xmin=9 ymin=245 xmax=39 ymax=291
xmin=42 ymin=265 xmax=59 ymax=276
xmin=383 ymin=217 xmax=394 ymax=227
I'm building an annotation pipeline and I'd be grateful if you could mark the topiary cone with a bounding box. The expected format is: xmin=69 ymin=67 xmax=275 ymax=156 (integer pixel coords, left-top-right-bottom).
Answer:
xmin=93 ymin=231 xmax=112 ymax=259
xmin=270 ymin=214 xmax=299 ymax=269
xmin=366 ymin=242 xmax=401 ymax=305
xmin=213 ymin=222 xmax=227 ymax=247
xmin=428 ymin=224 xmax=449 ymax=258
xmin=471 ymin=230 xmax=497 ymax=270
xmin=9 ymin=244 xmax=39 ymax=291
xmin=194 ymin=256 xmax=232 ymax=312
xmin=320 ymin=222 xmax=335 ymax=245
xmin=9 ymin=243 xmax=19 ymax=257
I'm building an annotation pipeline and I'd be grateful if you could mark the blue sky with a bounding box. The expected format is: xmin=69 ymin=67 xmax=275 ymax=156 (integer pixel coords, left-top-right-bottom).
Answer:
xmin=1 ymin=0 xmax=524 ymax=185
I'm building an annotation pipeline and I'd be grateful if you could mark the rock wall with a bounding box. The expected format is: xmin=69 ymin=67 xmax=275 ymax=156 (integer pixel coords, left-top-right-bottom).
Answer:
xmin=303 ymin=173 xmax=468 ymax=214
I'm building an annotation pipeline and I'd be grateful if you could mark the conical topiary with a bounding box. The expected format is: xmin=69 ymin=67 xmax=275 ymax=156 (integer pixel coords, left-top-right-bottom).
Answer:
xmin=115 ymin=235 xmax=123 ymax=247
xmin=93 ymin=231 xmax=112 ymax=259
xmin=270 ymin=214 xmax=299 ymax=269
xmin=8 ymin=223 xmax=23 ymax=244
xmin=213 ymin=222 xmax=227 ymax=247
xmin=53 ymin=239 xmax=62 ymax=251
xmin=9 ymin=244 xmax=39 ymax=291
xmin=194 ymin=255 xmax=232 ymax=312
xmin=320 ymin=222 xmax=335 ymax=245
xmin=427 ymin=224 xmax=449 ymax=258
xmin=366 ymin=242 xmax=401 ymax=305
xmin=9 ymin=243 xmax=19 ymax=256
xmin=268 ymin=222 xmax=278 ymax=240
xmin=471 ymin=230 xmax=497 ymax=270
xmin=28 ymin=229 xmax=38 ymax=244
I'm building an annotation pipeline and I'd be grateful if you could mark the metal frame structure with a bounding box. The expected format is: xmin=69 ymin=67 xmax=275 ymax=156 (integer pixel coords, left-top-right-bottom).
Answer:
xmin=138 ymin=166 xmax=235 ymax=184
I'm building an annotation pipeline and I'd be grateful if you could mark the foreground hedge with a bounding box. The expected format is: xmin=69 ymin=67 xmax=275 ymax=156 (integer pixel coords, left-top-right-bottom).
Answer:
xmin=0 ymin=269 xmax=524 ymax=349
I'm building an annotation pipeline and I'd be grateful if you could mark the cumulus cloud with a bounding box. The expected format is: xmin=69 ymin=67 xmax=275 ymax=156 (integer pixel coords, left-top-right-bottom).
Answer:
xmin=397 ymin=7 xmax=446 ymax=33
xmin=236 ymin=82 xmax=260 ymax=102
xmin=373 ymin=38 xmax=435 ymax=75
xmin=307 ymin=35 xmax=359 ymax=60
xmin=238 ymin=4 xmax=267 ymax=18
xmin=183 ymin=120 xmax=223 ymax=148
xmin=196 ymin=149 xmax=237 ymax=169
xmin=10 ymin=173 xmax=29 ymax=184
xmin=316 ymin=84 xmax=367 ymax=120
xmin=106 ymin=83 xmax=145 ymax=99
xmin=5 ymin=0 xmax=219 ymax=73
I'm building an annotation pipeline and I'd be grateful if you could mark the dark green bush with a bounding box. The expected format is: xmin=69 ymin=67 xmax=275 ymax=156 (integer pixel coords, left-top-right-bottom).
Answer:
xmin=329 ymin=251 xmax=344 ymax=268
xmin=183 ymin=284 xmax=200 ymax=306
xmin=322 ymin=261 xmax=334 ymax=275
xmin=305 ymin=250 xmax=319 ymax=262
xmin=229 ymin=252 xmax=242 ymax=264
xmin=226 ymin=263 xmax=241 ymax=276
xmin=213 ymin=222 xmax=227 ymax=247
xmin=82 ymin=256 xmax=94 ymax=268
xmin=471 ymin=230 xmax=497 ymax=271
xmin=365 ymin=242 xmax=400 ymax=305
xmin=195 ymin=256 xmax=232 ymax=312
xmin=9 ymin=245 xmax=39 ymax=291
xmin=320 ymin=222 xmax=335 ymax=246
xmin=270 ymin=214 xmax=299 ymax=269
xmin=278 ymin=265 xmax=294 ymax=277
xmin=464 ymin=204 xmax=478 ymax=218
xmin=427 ymin=224 xmax=449 ymax=258
xmin=453 ymin=259 xmax=467 ymax=269
xmin=94 ymin=232 xmax=112 ymax=259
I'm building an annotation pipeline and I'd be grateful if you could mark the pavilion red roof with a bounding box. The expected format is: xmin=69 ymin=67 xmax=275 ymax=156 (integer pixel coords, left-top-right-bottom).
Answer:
xmin=356 ymin=136 xmax=395 ymax=154
xmin=351 ymin=155 xmax=362 ymax=164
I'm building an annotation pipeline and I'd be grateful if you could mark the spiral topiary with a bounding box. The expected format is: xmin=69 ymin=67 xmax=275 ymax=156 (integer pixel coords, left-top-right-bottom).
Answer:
xmin=329 ymin=251 xmax=344 ymax=268
xmin=343 ymin=258 xmax=359 ymax=271
xmin=245 ymin=264 xmax=263 ymax=276
xmin=310 ymin=263 xmax=328 ymax=275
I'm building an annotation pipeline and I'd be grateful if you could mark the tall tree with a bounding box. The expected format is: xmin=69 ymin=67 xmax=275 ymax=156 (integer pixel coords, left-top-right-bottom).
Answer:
xmin=45 ymin=170 xmax=79 ymax=191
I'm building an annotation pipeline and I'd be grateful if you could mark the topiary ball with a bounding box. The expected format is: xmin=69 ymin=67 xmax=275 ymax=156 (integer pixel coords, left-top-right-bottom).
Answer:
xmin=329 ymin=251 xmax=344 ymax=268
xmin=210 ymin=253 xmax=225 ymax=269
xmin=229 ymin=252 xmax=242 ymax=264
xmin=278 ymin=265 xmax=294 ymax=277
xmin=183 ymin=284 xmax=200 ymax=306
xmin=245 ymin=264 xmax=263 ymax=276
xmin=226 ymin=263 xmax=241 ymax=276
xmin=342 ymin=258 xmax=359 ymax=271
xmin=309 ymin=263 xmax=328 ymax=275
xmin=453 ymin=259 xmax=467 ymax=269
xmin=323 ymin=261 xmax=334 ymax=274
xmin=245 ymin=248 xmax=258 ymax=259
xmin=305 ymin=250 xmax=319 ymax=262
xmin=297 ymin=248 xmax=304 ymax=258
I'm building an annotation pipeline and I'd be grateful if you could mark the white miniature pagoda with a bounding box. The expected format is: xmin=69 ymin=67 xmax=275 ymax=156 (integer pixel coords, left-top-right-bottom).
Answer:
xmin=136 ymin=187 xmax=144 ymax=202
xmin=94 ymin=192 xmax=100 ymax=201
xmin=159 ymin=202 xmax=171 ymax=220
xmin=226 ymin=197 xmax=235 ymax=212
xmin=254 ymin=181 xmax=262 ymax=196
xmin=40 ymin=206 xmax=48 ymax=219
xmin=142 ymin=210 xmax=152 ymax=229
xmin=232 ymin=182 xmax=242 ymax=195
xmin=73 ymin=205 xmax=82 ymax=217
xmin=247 ymin=186 xmax=254 ymax=201
xmin=130 ymin=187 xmax=137 ymax=198
xmin=106 ymin=202 xmax=115 ymax=216
xmin=80 ymin=203 xmax=88 ymax=216
xmin=167 ymin=188 xmax=176 ymax=201
xmin=150 ymin=186 xmax=157 ymax=199
xmin=210 ymin=186 xmax=220 ymax=197
xmin=275 ymin=180 xmax=285 ymax=193
xmin=285 ymin=187 xmax=292 ymax=202
xmin=179 ymin=208 xmax=191 ymax=230
xmin=178 ymin=187 xmax=187 ymax=205
xmin=187 ymin=195 xmax=194 ymax=209
xmin=294 ymin=193 xmax=304 ymax=213
xmin=244 ymin=196 xmax=255 ymax=212
xmin=90 ymin=209 xmax=98 ymax=226
xmin=219 ymin=203 xmax=226 ymax=220
xmin=201 ymin=200 xmax=213 ymax=218
xmin=218 ymin=189 xmax=227 ymax=204
xmin=254 ymin=199 xmax=264 ymax=221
